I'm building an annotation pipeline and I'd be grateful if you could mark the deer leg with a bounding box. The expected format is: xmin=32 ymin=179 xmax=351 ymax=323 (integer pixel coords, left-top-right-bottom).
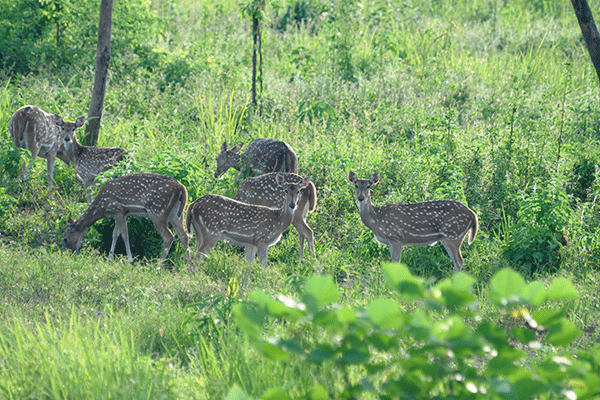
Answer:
xmin=389 ymin=243 xmax=403 ymax=263
xmin=45 ymin=154 xmax=57 ymax=192
xmin=292 ymin=218 xmax=315 ymax=259
xmin=114 ymin=215 xmax=133 ymax=262
xmin=169 ymin=215 xmax=190 ymax=260
xmin=441 ymin=240 xmax=464 ymax=272
xmin=149 ymin=216 xmax=175 ymax=260
xmin=256 ymin=245 xmax=269 ymax=266
xmin=108 ymin=223 xmax=120 ymax=259
xmin=197 ymin=234 xmax=219 ymax=259
xmin=20 ymin=146 xmax=40 ymax=184
xmin=245 ymin=245 xmax=258 ymax=265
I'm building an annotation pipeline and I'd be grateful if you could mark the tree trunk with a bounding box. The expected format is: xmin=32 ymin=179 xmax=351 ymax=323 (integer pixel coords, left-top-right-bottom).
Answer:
xmin=84 ymin=0 xmax=113 ymax=146
xmin=571 ymin=0 xmax=600 ymax=85
xmin=251 ymin=0 xmax=264 ymax=111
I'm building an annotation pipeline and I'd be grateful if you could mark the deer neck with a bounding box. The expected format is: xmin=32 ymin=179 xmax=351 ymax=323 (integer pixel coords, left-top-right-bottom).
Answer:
xmin=229 ymin=153 xmax=243 ymax=171
xmin=275 ymin=201 xmax=296 ymax=228
xmin=64 ymin=135 xmax=85 ymax=164
xmin=76 ymin=204 xmax=105 ymax=231
xmin=357 ymin=193 xmax=377 ymax=226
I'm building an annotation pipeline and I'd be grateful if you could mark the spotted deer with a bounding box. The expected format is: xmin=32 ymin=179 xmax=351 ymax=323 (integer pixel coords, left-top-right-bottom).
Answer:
xmin=186 ymin=174 xmax=310 ymax=269
xmin=64 ymin=173 xmax=189 ymax=263
xmin=234 ymin=172 xmax=317 ymax=259
xmin=214 ymin=138 xmax=298 ymax=182
xmin=62 ymin=123 xmax=126 ymax=203
xmin=9 ymin=105 xmax=84 ymax=191
xmin=349 ymin=171 xmax=478 ymax=272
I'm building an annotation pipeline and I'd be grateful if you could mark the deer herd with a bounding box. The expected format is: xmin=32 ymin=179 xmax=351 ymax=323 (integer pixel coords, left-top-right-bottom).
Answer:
xmin=9 ymin=105 xmax=479 ymax=276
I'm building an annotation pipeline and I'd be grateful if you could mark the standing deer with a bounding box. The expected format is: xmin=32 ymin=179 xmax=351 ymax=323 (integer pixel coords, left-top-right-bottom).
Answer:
xmin=348 ymin=171 xmax=478 ymax=272
xmin=9 ymin=105 xmax=84 ymax=191
xmin=186 ymin=173 xmax=310 ymax=268
xmin=62 ymin=124 xmax=126 ymax=203
xmin=214 ymin=138 xmax=298 ymax=182
xmin=64 ymin=173 xmax=189 ymax=263
xmin=234 ymin=172 xmax=317 ymax=259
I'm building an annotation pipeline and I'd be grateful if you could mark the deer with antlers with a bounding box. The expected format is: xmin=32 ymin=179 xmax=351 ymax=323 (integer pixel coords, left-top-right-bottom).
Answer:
xmin=186 ymin=173 xmax=310 ymax=269
xmin=234 ymin=172 xmax=317 ymax=259
xmin=349 ymin=171 xmax=478 ymax=272
xmin=62 ymin=119 xmax=126 ymax=203
xmin=9 ymin=105 xmax=84 ymax=191
xmin=214 ymin=138 xmax=298 ymax=182
xmin=64 ymin=173 xmax=189 ymax=263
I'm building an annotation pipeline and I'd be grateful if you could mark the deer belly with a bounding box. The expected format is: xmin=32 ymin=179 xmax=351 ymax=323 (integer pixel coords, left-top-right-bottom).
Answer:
xmin=223 ymin=230 xmax=282 ymax=248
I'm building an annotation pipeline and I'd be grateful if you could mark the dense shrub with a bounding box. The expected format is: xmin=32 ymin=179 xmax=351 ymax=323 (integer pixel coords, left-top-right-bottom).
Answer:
xmin=232 ymin=266 xmax=599 ymax=399
xmin=502 ymin=181 xmax=573 ymax=275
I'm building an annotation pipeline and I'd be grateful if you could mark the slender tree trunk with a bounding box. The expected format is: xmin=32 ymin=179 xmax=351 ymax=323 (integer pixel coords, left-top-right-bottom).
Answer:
xmin=251 ymin=0 xmax=264 ymax=111
xmin=84 ymin=0 xmax=113 ymax=146
xmin=571 ymin=0 xmax=600 ymax=85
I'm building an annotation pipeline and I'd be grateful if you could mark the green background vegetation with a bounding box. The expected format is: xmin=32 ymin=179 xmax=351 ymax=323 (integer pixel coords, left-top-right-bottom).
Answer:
xmin=0 ymin=0 xmax=599 ymax=398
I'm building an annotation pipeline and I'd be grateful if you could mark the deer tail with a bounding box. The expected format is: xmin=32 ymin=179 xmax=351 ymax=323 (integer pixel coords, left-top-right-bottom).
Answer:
xmin=288 ymin=149 xmax=298 ymax=173
xmin=185 ymin=204 xmax=194 ymax=235
xmin=468 ymin=214 xmax=478 ymax=245
xmin=306 ymin=181 xmax=317 ymax=213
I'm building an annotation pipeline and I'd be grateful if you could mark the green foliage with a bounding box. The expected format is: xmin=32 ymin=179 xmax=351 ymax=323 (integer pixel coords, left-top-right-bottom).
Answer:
xmin=502 ymin=181 xmax=573 ymax=275
xmin=233 ymin=267 xmax=599 ymax=399
xmin=1 ymin=0 xmax=600 ymax=397
xmin=0 ymin=0 xmax=157 ymax=76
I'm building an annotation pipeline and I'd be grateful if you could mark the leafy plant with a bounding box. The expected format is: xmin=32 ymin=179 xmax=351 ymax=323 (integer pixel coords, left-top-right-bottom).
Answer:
xmin=232 ymin=266 xmax=599 ymax=399
xmin=502 ymin=181 xmax=573 ymax=275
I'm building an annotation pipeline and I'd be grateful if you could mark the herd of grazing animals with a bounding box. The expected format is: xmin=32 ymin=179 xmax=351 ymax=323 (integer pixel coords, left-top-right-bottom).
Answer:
xmin=8 ymin=105 xmax=479 ymax=275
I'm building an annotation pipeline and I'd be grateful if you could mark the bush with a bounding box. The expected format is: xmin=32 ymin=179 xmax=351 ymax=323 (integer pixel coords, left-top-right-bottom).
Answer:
xmin=502 ymin=181 xmax=573 ymax=275
xmin=232 ymin=266 xmax=599 ymax=399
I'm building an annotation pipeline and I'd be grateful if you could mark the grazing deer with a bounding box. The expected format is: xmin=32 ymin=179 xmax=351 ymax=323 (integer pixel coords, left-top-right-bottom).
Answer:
xmin=64 ymin=173 xmax=189 ymax=263
xmin=186 ymin=173 xmax=310 ymax=268
xmin=234 ymin=172 xmax=317 ymax=259
xmin=348 ymin=171 xmax=478 ymax=272
xmin=9 ymin=105 xmax=84 ymax=191
xmin=62 ymin=124 xmax=126 ymax=203
xmin=214 ymin=138 xmax=298 ymax=182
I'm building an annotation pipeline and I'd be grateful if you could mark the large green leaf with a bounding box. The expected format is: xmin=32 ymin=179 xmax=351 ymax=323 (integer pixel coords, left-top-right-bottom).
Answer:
xmin=382 ymin=263 xmax=424 ymax=300
xmin=546 ymin=277 xmax=578 ymax=302
xmin=261 ymin=388 xmax=292 ymax=400
xmin=489 ymin=268 xmax=526 ymax=306
xmin=545 ymin=319 xmax=582 ymax=346
xmin=226 ymin=384 xmax=254 ymax=400
xmin=302 ymin=275 xmax=339 ymax=310
xmin=255 ymin=340 xmax=292 ymax=361
xmin=232 ymin=303 xmax=265 ymax=339
xmin=367 ymin=298 xmax=403 ymax=329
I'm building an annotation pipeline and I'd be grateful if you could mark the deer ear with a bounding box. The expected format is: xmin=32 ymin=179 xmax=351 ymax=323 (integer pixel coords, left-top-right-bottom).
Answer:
xmin=275 ymin=173 xmax=285 ymax=187
xmin=56 ymin=118 xmax=64 ymax=127
xmin=231 ymin=143 xmax=244 ymax=153
xmin=348 ymin=170 xmax=357 ymax=183
xmin=75 ymin=116 xmax=85 ymax=127
xmin=301 ymin=176 xmax=311 ymax=188
xmin=66 ymin=218 xmax=75 ymax=228
xmin=370 ymin=172 xmax=380 ymax=185
xmin=220 ymin=142 xmax=228 ymax=152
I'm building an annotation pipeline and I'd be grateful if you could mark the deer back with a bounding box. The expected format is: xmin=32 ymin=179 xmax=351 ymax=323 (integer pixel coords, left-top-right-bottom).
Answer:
xmin=83 ymin=174 xmax=187 ymax=225
xmin=235 ymin=172 xmax=316 ymax=216
xmin=242 ymin=138 xmax=298 ymax=175
xmin=373 ymin=200 xmax=477 ymax=242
